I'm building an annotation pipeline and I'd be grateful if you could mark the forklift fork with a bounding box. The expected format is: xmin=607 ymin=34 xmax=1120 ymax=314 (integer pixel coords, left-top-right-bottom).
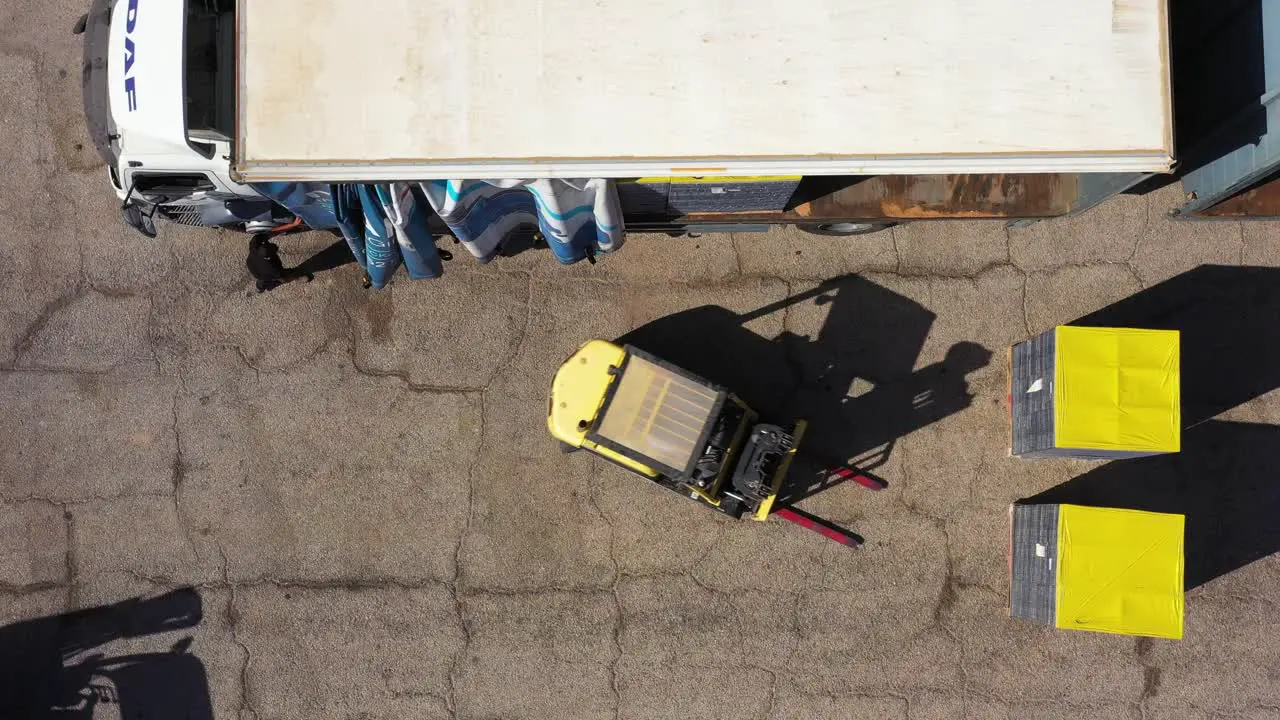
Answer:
xmin=766 ymin=459 xmax=886 ymax=547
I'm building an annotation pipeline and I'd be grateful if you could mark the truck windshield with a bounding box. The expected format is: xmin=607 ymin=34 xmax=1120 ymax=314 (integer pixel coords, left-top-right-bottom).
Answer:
xmin=185 ymin=0 xmax=235 ymax=142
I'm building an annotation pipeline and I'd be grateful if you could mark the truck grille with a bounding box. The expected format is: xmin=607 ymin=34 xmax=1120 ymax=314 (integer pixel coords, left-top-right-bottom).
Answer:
xmin=157 ymin=203 xmax=207 ymax=227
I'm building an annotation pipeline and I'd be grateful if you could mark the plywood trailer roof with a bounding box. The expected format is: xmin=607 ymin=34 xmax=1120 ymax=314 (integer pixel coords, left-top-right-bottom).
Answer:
xmin=234 ymin=0 xmax=1173 ymax=180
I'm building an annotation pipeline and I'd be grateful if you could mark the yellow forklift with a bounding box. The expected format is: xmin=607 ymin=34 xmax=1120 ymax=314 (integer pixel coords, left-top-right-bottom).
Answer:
xmin=548 ymin=340 xmax=861 ymax=545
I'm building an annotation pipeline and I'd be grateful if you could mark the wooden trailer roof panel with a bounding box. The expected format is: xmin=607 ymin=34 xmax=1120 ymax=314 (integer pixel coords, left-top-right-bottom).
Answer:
xmin=236 ymin=0 xmax=1173 ymax=179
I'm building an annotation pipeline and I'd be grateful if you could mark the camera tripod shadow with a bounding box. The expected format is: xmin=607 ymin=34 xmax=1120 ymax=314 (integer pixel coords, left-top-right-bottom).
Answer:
xmin=0 ymin=589 xmax=211 ymax=719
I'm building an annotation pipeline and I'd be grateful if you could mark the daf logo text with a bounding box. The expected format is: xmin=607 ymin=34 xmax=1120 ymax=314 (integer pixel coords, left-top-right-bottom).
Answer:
xmin=123 ymin=0 xmax=138 ymax=111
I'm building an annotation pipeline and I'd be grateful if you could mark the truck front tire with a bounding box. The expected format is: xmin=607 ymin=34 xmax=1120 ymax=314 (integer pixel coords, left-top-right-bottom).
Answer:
xmin=800 ymin=222 xmax=897 ymax=236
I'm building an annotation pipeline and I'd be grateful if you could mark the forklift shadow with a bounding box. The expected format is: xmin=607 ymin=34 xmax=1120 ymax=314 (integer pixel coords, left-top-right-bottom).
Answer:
xmin=0 ymin=588 xmax=213 ymax=719
xmin=615 ymin=274 xmax=992 ymax=510
xmin=1019 ymin=264 xmax=1280 ymax=589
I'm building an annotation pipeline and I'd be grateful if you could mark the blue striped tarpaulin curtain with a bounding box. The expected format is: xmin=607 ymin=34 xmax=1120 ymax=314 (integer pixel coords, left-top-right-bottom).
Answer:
xmin=419 ymin=179 xmax=624 ymax=264
xmin=254 ymin=179 xmax=624 ymax=286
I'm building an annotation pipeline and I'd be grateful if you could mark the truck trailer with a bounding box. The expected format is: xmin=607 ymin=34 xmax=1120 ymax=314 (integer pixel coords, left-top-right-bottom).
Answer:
xmin=76 ymin=0 xmax=1280 ymax=242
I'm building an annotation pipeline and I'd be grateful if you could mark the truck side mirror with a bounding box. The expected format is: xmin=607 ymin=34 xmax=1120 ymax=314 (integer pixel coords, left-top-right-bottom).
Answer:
xmin=121 ymin=202 xmax=158 ymax=238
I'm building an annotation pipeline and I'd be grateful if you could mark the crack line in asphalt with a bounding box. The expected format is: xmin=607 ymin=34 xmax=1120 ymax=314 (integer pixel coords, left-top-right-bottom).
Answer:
xmin=760 ymin=666 xmax=780 ymax=720
xmin=10 ymin=287 xmax=85 ymax=364
xmin=584 ymin=456 xmax=624 ymax=720
xmin=890 ymin=225 xmax=903 ymax=274
xmin=123 ymin=570 xmax=461 ymax=592
xmin=481 ymin=271 xmax=537 ymax=390
xmin=337 ymin=334 xmax=487 ymax=394
xmin=445 ymin=388 xmax=483 ymax=720
xmin=0 ymin=491 xmax=174 ymax=506
xmin=896 ymin=444 xmax=970 ymax=710
xmin=1126 ymin=197 xmax=1150 ymax=290
xmin=0 ymin=580 xmax=67 ymax=595
xmin=219 ymin=543 xmax=258 ymax=720
xmin=64 ymin=504 xmax=78 ymax=608
xmin=144 ymin=296 xmax=162 ymax=374
xmin=170 ymin=369 xmax=200 ymax=563
xmin=1020 ymin=272 xmax=1034 ymax=337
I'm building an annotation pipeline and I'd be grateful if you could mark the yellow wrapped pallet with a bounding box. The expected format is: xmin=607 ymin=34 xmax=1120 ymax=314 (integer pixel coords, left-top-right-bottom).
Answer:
xmin=1010 ymin=504 xmax=1185 ymax=639
xmin=1011 ymin=326 xmax=1180 ymax=458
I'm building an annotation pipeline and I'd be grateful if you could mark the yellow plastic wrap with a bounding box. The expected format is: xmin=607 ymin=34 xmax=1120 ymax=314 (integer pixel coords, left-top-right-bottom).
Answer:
xmin=1054 ymin=326 xmax=1180 ymax=453
xmin=1055 ymin=505 xmax=1185 ymax=639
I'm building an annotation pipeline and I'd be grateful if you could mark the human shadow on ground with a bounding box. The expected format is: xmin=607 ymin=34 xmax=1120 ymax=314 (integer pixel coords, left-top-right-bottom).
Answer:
xmin=615 ymin=274 xmax=992 ymax=520
xmin=1020 ymin=264 xmax=1280 ymax=589
xmin=291 ymin=235 xmax=465 ymax=283
xmin=0 ymin=588 xmax=212 ymax=719
xmin=291 ymin=226 xmax=545 ymax=282
xmin=294 ymin=238 xmax=359 ymax=277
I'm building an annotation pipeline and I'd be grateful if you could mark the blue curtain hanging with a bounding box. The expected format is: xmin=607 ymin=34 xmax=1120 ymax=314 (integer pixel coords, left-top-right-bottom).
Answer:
xmin=251 ymin=179 xmax=624 ymax=287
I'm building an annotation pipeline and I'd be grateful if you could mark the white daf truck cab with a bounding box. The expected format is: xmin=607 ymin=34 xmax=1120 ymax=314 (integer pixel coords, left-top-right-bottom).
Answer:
xmin=77 ymin=0 xmax=286 ymax=236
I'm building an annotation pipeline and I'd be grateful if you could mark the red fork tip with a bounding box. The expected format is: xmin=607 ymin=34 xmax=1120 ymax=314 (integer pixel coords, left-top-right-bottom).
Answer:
xmin=853 ymin=475 xmax=888 ymax=490
xmin=774 ymin=507 xmax=863 ymax=547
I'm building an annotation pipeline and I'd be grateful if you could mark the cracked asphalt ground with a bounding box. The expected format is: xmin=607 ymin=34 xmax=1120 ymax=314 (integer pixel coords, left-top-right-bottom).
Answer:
xmin=4 ymin=4 xmax=1280 ymax=720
